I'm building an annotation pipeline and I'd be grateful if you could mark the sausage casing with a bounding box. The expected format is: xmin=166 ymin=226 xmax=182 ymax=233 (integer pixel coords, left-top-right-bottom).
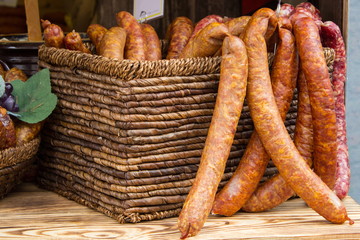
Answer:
xmin=245 ymin=9 xmax=350 ymax=224
xmin=178 ymin=35 xmax=248 ymax=238
xmin=179 ymin=22 xmax=230 ymax=59
xmin=320 ymin=21 xmax=350 ymax=199
xmin=87 ymin=24 xmax=108 ymax=54
xmin=166 ymin=17 xmax=194 ymax=59
xmin=116 ymin=11 xmax=146 ymax=61
xmin=64 ymin=30 xmax=91 ymax=54
xmin=141 ymin=23 xmax=162 ymax=61
xmin=99 ymin=27 xmax=126 ymax=60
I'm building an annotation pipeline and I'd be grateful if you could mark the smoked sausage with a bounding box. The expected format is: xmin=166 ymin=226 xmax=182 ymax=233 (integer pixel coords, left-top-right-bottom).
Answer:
xmin=212 ymin=11 xmax=299 ymax=217
xmin=64 ymin=30 xmax=91 ymax=54
xmin=141 ymin=23 xmax=162 ymax=61
xmin=292 ymin=15 xmax=338 ymax=191
xmin=320 ymin=21 xmax=350 ymax=199
xmin=245 ymin=9 xmax=351 ymax=224
xmin=98 ymin=27 xmax=126 ymax=60
xmin=190 ymin=14 xmax=223 ymax=39
xmin=116 ymin=11 xmax=146 ymax=61
xmin=41 ymin=19 xmax=64 ymax=49
xmin=166 ymin=17 xmax=194 ymax=59
xmin=179 ymin=22 xmax=230 ymax=59
xmin=178 ymin=35 xmax=248 ymax=239
xmin=0 ymin=107 xmax=16 ymax=149
xmin=242 ymin=68 xmax=313 ymax=212
xmin=5 ymin=67 xmax=27 ymax=82
xmin=87 ymin=24 xmax=108 ymax=54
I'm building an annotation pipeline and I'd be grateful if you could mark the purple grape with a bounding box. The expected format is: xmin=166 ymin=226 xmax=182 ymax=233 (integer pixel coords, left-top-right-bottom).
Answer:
xmin=0 ymin=92 xmax=8 ymax=103
xmin=12 ymin=103 xmax=19 ymax=112
xmin=5 ymin=83 xmax=13 ymax=94
xmin=2 ymin=95 xmax=16 ymax=112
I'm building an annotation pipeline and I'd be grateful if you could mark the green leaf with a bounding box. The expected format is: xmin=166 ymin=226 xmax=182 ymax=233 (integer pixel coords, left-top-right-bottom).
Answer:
xmin=11 ymin=68 xmax=58 ymax=124
xmin=0 ymin=76 xmax=4 ymax=97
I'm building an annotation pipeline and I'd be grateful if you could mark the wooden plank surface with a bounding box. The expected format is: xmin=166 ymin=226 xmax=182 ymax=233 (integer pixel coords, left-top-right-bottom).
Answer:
xmin=0 ymin=183 xmax=359 ymax=239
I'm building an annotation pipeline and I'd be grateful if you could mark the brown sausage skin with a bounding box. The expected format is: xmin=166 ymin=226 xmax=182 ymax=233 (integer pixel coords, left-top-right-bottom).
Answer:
xmin=166 ymin=17 xmax=194 ymax=59
xmin=293 ymin=16 xmax=338 ymax=191
xmin=98 ymin=27 xmax=126 ymax=60
xmin=0 ymin=107 xmax=16 ymax=149
xmin=64 ymin=30 xmax=91 ymax=54
xmin=178 ymin=35 xmax=248 ymax=239
xmin=245 ymin=9 xmax=351 ymax=224
xmin=190 ymin=14 xmax=224 ymax=39
xmin=141 ymin=23 xmax=162 ymax=61
xmin=242 ymin=68 xmax=313 ymax=212
xmin=212 ymin=11 xmax=299 ymax=217
xmin=5 ymin=67 xmax=27 ymax=82
xmin=225 ymin=16 xmax=251 ymax=36
xmin=320 ymin=21 xmax=350 ymax=199
xmin=179 ymin=22 xmax=230 ymax=59
xmin=116 ymin=11 xmax=146 ymax=61
xmin=15 ymin=120 xmax=44 ymax=146
xmin=87 ymin=24 xmax=108 ymax=54
xmin=41 ymin=19 xmax=64 ymax=48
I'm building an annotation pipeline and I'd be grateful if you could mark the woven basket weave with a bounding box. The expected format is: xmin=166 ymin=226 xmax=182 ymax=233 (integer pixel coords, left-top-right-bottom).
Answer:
xmin=37 ymin=44 xmax=335 ymax=223
xmin=0 ymin=136 xmax=40 ymax=198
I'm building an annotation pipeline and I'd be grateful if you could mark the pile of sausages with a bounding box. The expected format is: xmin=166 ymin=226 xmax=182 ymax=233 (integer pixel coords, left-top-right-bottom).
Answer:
xmin=176 ymin=3 xmax=352 ymax=239
xmin=40 ymin=3 xmax=352 ymax=239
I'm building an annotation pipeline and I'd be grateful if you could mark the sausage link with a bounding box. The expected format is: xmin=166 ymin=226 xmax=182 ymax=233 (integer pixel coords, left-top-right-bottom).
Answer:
xmin=166 ymin=17 xmax=194 ymax=59
xmin=246 ymin=9 xmax=351 ymax=224
xmin=87 ymin=24 xmax=108 ymax=54
xmin=179 ymin=22 xmax=230 ymax=59
xmin=0 ymin=107 xmax=16 ymax=149
xmin=212 ymin=12 xmax=299 ymax=217
xmin=5 ymin=67 xmax=27 ymax=82
xmin=116 ymin=11 xmax=146 ymax=60
xmin=190 ymin=15 xmax=223 ymax=39
xmin=293 ymin=16 xmax=338 ymax=190
xmin=141 ymin=23 xmax=162 ymax=61
xmin=64 ymin=30 xmax=91 ymax=54
xmin=178 ymin=35 xmax=248 ymax=239
xmin=242 ymin=68 xmax=313 ymax=212
xmin=98 ymin=27 xmax=126 ymax=60
xmin=41 ymin=19 xmax=64 ymax=48
xmin=320 ymin=21 xmax=350 ymax=199
xmin=225 ymin=16 xmax=251 ymax=36
xmin=279 ymin=3 xmax=295 ymax=18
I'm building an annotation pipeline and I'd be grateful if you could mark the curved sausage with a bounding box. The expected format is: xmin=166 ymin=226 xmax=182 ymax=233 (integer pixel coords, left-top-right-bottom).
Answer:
xmin=242 ymin=68 xmax=313 ymax=212
xmin=178 ymin=35 xmax=248 ymax=239
xmin=279 ymin=3 xmax=295 ymax=18
xmin=212 ymin=11 xmax=299 ymax=217
xmin=116 ymin=11 xmax=146 ymax=60
xmin=87 ymin=24 xmax=108 ymax=54
xmin=41 ymin=19 xmax=64 ymax=48
xmin=320 ymin=21 xmax=350 ymax=199
xmin=141 ymin=23 xmax=162 ymax=61
xmin=64 ymin=30 xmax=91 ymax=54
xmin=246 ymin=9 xmax=351 ymax=224
xmin=293 ymin=15 xmax=338 ymax=191
xmin=225 ymin=16 xmax=251 ymax=36
xmin=98 ymin=27 xmax=126 ymax=60
xmin=166 ymin=17 xmax=194 ymax=59
xmin=179 ymin=22 xmax=230 ymax=59
xmin=190 ymin=14 xmax=224 ymax=39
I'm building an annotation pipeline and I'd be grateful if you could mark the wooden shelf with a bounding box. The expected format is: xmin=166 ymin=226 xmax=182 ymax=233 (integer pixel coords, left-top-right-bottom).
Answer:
xmin=0 ymin=182 xmax=359 ymax=239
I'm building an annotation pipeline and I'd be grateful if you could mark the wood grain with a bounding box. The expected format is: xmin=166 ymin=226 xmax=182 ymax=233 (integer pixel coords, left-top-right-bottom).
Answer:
xmin=0 ymin=183 xmax=359 ymax=239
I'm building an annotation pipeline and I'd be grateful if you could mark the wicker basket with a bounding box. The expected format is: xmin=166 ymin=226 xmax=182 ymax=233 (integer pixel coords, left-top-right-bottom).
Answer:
xmin=37 ymin=44 xmax=335 ymax=223
xmin=0 ymin=136 xmax=41 ymax=198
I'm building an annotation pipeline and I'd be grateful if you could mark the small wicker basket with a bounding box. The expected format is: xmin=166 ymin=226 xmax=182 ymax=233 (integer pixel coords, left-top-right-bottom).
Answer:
xmin=37 ymin=44 xmax=334 ymax=223
xmin=0 ymin=136 xmax=40 ymax=198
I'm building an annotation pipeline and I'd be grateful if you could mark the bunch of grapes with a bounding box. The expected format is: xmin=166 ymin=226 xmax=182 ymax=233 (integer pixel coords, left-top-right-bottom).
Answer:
xmin=0 ymin=82 xmax=19 ymax=112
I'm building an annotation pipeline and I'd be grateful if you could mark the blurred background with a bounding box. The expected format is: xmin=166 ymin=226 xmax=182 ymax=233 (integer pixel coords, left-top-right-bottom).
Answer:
xmin=1 ymin=0 xmax=358 ymax=203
